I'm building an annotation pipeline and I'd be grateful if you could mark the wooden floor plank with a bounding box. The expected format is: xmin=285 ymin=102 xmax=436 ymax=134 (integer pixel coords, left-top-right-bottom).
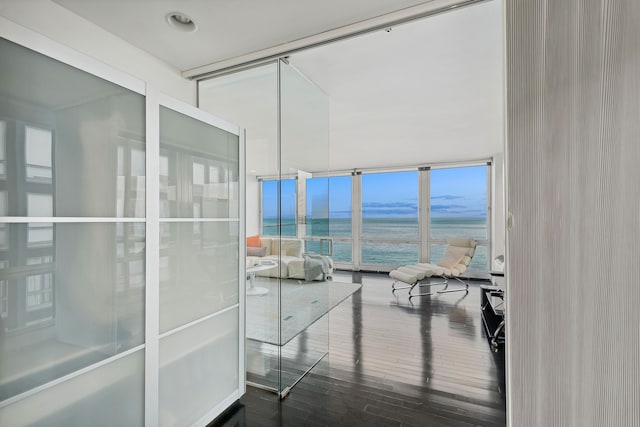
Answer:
xmin=211 ymin=272 xmax=506 ymax=427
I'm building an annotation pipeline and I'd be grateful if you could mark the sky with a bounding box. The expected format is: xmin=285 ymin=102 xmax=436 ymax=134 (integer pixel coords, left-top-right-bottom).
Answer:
xmin=262 ymin=166 xmax=487 ymax=219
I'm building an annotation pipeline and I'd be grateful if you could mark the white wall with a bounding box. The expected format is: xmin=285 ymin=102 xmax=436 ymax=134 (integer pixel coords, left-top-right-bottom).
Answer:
xmin=0 ymin=0 xmax=195 ymax=104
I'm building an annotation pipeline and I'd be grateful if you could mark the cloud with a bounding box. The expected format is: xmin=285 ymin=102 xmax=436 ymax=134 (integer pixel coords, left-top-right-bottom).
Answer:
xmin=431 ymin=195 xmax=464 ymax=200
xmin=362 ymin=201 xmax=417 ymax=209
xmin=431 ymin=204 xmax=466 ymax=212
xmin=431 ymin=204 xmax=486 ymax=218
xmin=362 ymin=201 xmax=418 ymax=217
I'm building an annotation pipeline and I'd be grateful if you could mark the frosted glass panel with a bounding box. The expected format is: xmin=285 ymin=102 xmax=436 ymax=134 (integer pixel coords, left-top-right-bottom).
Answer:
xmin=0 ymin=223 xmax=145 ymax=400
xmin=0 ymin=120 xmax=6 ymax=177
xmin=159 ymin=221 xmax=239 ymax=333
xmin=27 ymin=193 xmax=53 ymax=216
xmin=159 ymin=308 xmax=239 ymax=427
xmin=0 ymin=350 xmax=144 ymax=427
xmin=25 ymin=126 xmax=52 ymax=181
xmin=0 ymin=38 xmax=145 ymax=217
xmin=159 ymin=106 xmax=239 ymax=218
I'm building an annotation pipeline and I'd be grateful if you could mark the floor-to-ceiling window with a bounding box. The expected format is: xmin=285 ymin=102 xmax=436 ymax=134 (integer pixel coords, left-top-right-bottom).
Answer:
xmin=361 ymin=171 xmax=419 ymax=267
xmin=429 ymin=165 xmax=489 ymax=270
xmin=259 ymin=163 xmax=491 ymax=273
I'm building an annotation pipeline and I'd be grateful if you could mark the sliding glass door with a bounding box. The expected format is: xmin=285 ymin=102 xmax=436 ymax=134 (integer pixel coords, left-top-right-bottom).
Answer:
xmin=279 ymin=60 xmax=330 ymax=395
xmin=0 ymin=34 xmax=244 ymax=427
xmin=199 ymin=60 xmax=330 ymax=397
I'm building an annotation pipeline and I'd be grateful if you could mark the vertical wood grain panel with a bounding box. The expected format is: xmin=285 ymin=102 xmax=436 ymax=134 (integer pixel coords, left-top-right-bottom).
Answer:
xmin=506 ymin=0 xmax=640 ymax=425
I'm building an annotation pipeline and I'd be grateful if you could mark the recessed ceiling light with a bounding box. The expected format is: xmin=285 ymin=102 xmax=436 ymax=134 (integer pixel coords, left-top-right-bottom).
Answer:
xmin=166 ymin=12 xmax=198 ymax=32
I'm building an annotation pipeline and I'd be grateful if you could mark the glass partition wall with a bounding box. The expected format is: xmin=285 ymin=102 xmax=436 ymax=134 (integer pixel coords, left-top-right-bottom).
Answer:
xmin=199 ymin=60 xmax=330 ymax=396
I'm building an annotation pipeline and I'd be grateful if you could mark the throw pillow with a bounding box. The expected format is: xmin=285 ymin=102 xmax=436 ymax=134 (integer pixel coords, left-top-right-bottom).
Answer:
xmin=247 ymin=246 xmax=267 ymax=257
xmin=246 ymin=235 xmax=261 ymax=247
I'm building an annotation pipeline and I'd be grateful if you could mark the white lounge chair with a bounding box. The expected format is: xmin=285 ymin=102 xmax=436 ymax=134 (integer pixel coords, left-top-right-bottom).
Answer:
xmin=389 ymin=238 xmax=477 ymax=299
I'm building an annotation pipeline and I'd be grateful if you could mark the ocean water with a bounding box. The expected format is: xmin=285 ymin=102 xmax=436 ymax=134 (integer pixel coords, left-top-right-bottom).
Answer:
xmin=262 ymin=217 xmax=488 ymax=270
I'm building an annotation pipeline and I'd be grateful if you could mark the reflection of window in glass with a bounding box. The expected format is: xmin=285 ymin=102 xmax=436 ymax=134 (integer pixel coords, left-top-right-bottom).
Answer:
xmin=27 ymin=223 xmax=53 ymax=248
xmin=0 ymin=192 xmax=6 ymax=250
xmin=0 ymin=226 xmax=6 ymax=251
xmin=0 ymin=260 xmax=8 ymax=319
xmin=25 ymin=126 xmax=53 ymax=181
xmin=0 ymin=120 xmax=6 ymax=177
xmin=0 ymin=280 xmax=7 ymax=318
xmin=160 ymin=223 xmax=173 ymax=249
xmin=27 ymin=256 xmax=53 ymax=265
xmin=131 ymin=148 xmax=145 ymax=217
xmin=160 ymin=155 xmax=169 ymax=177
xmin=27 ymin=193 xmax=53 ymax=216
xmin=117 ymin=146 xmax=125 ymax=217
xmin=130 ymin=148 xmax=145 ymax=176
xmin=159 ymin=256 xmax=171 ymax=283
xmin=128 ymin=260 xmax=144 ymax=288
xmin=209 ymin=165 xmax=220 ymax=183
xmin=193 ymin=162 xmax=205 ymax=185
xmin=132 ymin=223 xmax=145 ymax=239
xmin=0 ymin=191 xmax=6 ymax=215
xmin=305 ymin=176 xmax=352 ymax=260
xmin=159 ymin=154 xmax=172 ymax=217
xmin=26 ymin=274 xmax=53 ymax=311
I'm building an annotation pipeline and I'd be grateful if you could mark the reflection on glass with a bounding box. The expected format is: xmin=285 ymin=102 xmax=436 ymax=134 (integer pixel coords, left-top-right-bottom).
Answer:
xmin=1 ymin=37 xmax=146 ymax=218
xmin=159 ymin=222 xmax=239 ymax=333
xmin=0 ymin=120 xmax=6 ymax=176
xmin=261 ymin=179 xmax=296 ymax=236
xmin=27 ymin=223 xmax=53 ymax=248
xmin=0 ymin=223 xmax=145 ymax=400
xmin=0 ymin=192 xmax=6 ymax=253
xmin=25 ymin=126 xmax=53 ymax=182
xmin=159 ymin=106 xmax=239 ymax=218
xmin=305 ymin=176 xmax=351 ymax=260
xmin=27 ymin=193 xmax=53 ymax=217
xmin=0 ymin=275 xmax=7 ymax=319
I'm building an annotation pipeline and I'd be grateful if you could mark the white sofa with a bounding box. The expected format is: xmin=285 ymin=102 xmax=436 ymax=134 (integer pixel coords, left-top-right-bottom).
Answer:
xmin=246 ymin=237 xmax=333 ymax=281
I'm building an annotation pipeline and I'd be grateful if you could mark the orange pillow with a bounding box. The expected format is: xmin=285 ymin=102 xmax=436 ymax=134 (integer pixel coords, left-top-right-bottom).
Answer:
xmin=246 ymin=235 xmax=261 ymax=247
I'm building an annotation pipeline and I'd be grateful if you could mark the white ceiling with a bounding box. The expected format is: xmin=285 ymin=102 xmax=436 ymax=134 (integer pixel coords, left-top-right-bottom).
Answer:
xmin=52 ymin=0 xmax=436 ymax=71
xmin=290 ymin=0 xmax=504 ymax=170
xmin=47 ymin=0 xmax=504 ymax=172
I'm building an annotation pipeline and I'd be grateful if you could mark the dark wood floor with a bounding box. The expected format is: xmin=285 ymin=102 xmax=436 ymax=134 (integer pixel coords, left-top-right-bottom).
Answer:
xmin=212 ymin=272 xmax=506 ymax=427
